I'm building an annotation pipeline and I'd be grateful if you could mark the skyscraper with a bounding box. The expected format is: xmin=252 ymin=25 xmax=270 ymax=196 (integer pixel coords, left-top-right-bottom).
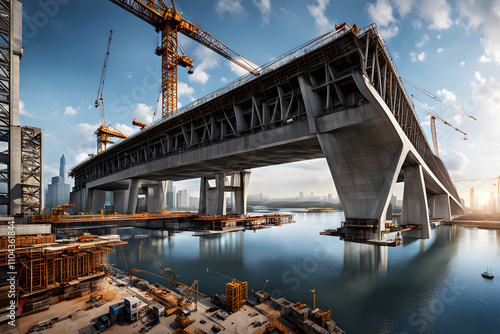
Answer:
xmin=45 ymin=154 xmax=70 ymax=212
xmin=60 ymin=154 xmax=66 ymax=180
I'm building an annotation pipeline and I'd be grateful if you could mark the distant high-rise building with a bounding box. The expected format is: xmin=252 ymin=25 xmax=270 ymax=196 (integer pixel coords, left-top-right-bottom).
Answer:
xmin=488 ymin=192 xmax=496 ymax=214
xmin=45 ymin=154 xmax=70 ymax=212
xmin=310 ymin=192 xmax=314 ymax=199
xmin=328 ymin=193 xmax=333 ymax=202
xmin=299 ymin=191 xmax=304 ymax=200
xmin=259 ymin=193 xmax=264 ymax=202
xmin=391 ymin=195 xmax=397 ymax=206
xmin=189 ymin=196 xmax=199 ymax=209
xmin=177 ymin=189 xmax=189 ymax=208
xmin=59 ymin=154 xmax=66 ymax=180
xmin=166 ymin=181 xmax=176 ymax=209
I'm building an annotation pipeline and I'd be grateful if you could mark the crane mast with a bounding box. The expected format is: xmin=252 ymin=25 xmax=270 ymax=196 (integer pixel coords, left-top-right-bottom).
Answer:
xmin=96 ymin=30 xmax=113 ymax=127
xmin=109 ymin=0 xmax=260 ymax=118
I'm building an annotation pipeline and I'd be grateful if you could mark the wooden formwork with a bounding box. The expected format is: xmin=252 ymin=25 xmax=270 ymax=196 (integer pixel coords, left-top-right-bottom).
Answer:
xmin=0 ymin=234 xmax=56 ymax=249
xmin=0 ymin=239 xmax=126 ymax=297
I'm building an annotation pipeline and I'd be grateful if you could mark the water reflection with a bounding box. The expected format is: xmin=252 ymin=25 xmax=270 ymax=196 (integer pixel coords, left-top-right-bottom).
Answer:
xmin=343 ymin=241 xmax=387 ymax=277
xmin=199 ymin=232 xmax=244 ymax=263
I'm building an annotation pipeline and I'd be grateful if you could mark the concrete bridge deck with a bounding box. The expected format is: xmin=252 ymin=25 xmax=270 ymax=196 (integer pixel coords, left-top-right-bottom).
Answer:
xmin=70 ymin=23 xmax=463 ymax=240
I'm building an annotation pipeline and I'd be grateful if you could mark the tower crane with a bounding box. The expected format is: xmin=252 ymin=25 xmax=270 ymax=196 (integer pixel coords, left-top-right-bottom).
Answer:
xmin=401 ymin=77 xmax=477 ymax=120
xmin=454 ymin=177 xmax=498 ymax=210
xmin=109 ymin=0 xmax=260 ymax=118
xmin=412 ymin=95 xmax=467 ymax=157
xmin=137 ymin=241 xmax=178 ymax=287
xmin=94 ymin=30 xmax=127 ymax=153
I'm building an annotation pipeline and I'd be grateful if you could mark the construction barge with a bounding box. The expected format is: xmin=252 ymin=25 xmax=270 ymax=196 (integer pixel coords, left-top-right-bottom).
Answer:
xmin=28 ymin=205 xmax=295 ymax=235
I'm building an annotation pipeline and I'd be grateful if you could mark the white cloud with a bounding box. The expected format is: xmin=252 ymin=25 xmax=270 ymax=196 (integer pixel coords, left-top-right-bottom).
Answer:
xmin=221 ymin=77 xmax=227 ymax=83
xmin=64 ymin=106 xmax=77 ymax=116
xmin=460 ymin=61 xmax=465 ymax=67
xmin=132 ymin=103 xmax=154 ymax=124
xmin=471 ymin=72 xmax=500 ymax=117
xmin=215 ymin=0 xmax=245 ymax=19
xmin=418 ymin=51 xmax=426 ymax=61
xmin=416 ymin=34 xmax=430 ymax=48
xmin=307 ymin=0 xmax=334 ymax=33
xmin=229 ymin=61 xmax=249 ymax=77
xmin=459 ymin=0 xmax=500 ymax=64
xmin=393 ymin=0 xmax=415 ymax=17
xmin=115 ymin=123 xmax=135 ymax=136
xmin=379 ymin=26 xmax=399 ymax=39
xmin=474 ymin=71 xmax=486 ymax=85
xmin=417 ymin=0 xmax=452 ymax=30
xmin=437 ymin=34 xmax=442 ymax=40
xmin=189 ymin=47 xmax=220 ymax=85
xmin=74 ymin=153 xmax=89 ymax=164
xmin=367 ymin=0 xmax=397 ymax=27
xmin=436 ymin=88 xmax=456 ymax=102
xmin=178 ymin=82 xmax=194 ymax=97
xmin=366 ymin=0 xmax=399 ymax=39
xmin=190 ymin=69 xmax=210 ymax=85
xmin=410 ymin=51 xmax=426 ymax=62
xmin=442 ymin=150 xmax=468 ymax=176
xmin=437 ymin=47 xmax=444 ymax=53
xmin=479 ymin=54 xmax=491 ymax=63
xmin=127 ymin=72 xmax=132 ymax=79
xmin=253 ymin=0 xmax=271 ymax=24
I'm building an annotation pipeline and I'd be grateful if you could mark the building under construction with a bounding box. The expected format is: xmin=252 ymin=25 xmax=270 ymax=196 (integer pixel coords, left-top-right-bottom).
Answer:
xmin=0 ymin=0 xmax=44 ymax=219
xmin=0 ymin=222 xmax=125 ymax=319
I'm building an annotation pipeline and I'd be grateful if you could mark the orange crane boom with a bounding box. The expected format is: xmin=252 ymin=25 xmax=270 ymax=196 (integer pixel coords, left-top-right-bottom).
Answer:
xmin=94 ymin=30 xmax=128 ymax=153
xmin=412 ymin=95 xmax=467 ymax=157
xmin=109 ymin=0 xmax=260 ymax=117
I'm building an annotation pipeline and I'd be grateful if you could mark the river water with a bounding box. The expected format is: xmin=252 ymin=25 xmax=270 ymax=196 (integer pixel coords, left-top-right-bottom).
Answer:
xmin=107 ymin=211 xmax=500 ymax=333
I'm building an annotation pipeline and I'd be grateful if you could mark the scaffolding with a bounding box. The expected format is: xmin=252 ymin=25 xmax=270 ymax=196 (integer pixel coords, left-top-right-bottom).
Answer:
xmin=225 ymin=279 xmax=248 ymax=313
xmin=0 ymin=238 xmax=126 ymax=297
xmin=21 ymin=126 xmax=44 ymax=216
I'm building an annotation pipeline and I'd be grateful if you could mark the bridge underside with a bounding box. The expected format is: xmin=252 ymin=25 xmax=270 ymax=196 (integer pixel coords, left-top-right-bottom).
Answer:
xmin=70 ymin=25 xmax=463 ymax=240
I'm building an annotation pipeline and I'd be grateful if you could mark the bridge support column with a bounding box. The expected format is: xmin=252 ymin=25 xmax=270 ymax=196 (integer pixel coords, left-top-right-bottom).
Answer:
xmin=402 ymin=165 xmax=431 ymax=239
xmin=434 ymin=194 xmax=451 ymax=222
xmin=69 ymin=188 xmax=85 ymax=213
xmin=317 ymin=129 xmax=406 ymax=240
xmin=231 ymin=171 xmax=251 ymax=215
xmin=113 ymin=190 xmax=127 ymax=214
xmin=90 ymin=190 xmax=106 ymax=213
xmin=127 ymin=179 xmax=140 ymax=214
xmin=427 ymin=194 xmax=435 ymax=218
xmin=146 ymin=181 xmax=167 ymax=213
xmin=199 ymin=174 xmax=226 ymax=215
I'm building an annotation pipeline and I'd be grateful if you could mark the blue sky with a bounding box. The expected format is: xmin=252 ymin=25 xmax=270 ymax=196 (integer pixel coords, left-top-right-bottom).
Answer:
xmin=20 ymin=0 xmax=500 ymax=207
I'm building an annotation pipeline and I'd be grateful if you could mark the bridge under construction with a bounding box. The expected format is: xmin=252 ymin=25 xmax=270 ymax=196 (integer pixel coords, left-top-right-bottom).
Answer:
xmin=70 ymin=22 xmax=462 ymax=242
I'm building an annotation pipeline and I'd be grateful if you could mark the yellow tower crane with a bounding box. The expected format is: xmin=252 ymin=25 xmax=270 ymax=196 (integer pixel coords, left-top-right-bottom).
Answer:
xmin=454 ymin=177 xmax=498 ymax=210
xmin=110 ymin=0 xmax=260 ymax=118
xmin=411 ymin=95 xmax=467 ymax=157
xmin=94 ymin=30 xmax=128 ymax=153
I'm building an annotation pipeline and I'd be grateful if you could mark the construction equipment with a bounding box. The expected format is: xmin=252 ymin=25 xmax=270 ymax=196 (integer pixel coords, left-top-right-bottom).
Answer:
xmin=177 ymin=279 xmax=199 ymax=310
xmin=260 ymin=279 xmax=268 ymax=292
xmin=310 ymin=289 xmax=316 ymax=309
xmin=94 ymin=30 xmax=128 ymax=153
xmin=131 ymin=268 xmax=207 ymax=298
xmin=207 ymin=268 xmax=247 ymax=312
xmin=412 ymin=95 xmax=467 ymax=156
xmin=110 ymin=0 xmax=260 ymax=117
xmin=120 ymin=244 xmax=132 ymax=283
xmin=401 ymin=77 xmax=477 ymax=121
xmin=455 ymin=177 xmax=498 ymax=210
xmin=175 ymin=315 xmax=191 ymax=328
xmin=137 ymin=241 xmax=178 ymax=278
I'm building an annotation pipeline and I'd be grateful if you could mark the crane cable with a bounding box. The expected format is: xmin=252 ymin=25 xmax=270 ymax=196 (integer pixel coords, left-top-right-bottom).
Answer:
xmin=400 ymin=77 xmax=477 ymax=121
